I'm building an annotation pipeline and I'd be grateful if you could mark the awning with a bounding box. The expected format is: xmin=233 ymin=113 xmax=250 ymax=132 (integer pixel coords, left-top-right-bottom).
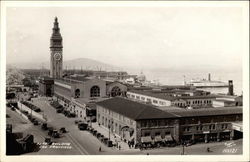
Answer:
xmin=141 ymin=136 xmax=152 ymax=143
xmin=163 ymin=135 xmax=173 ymax=141
xmin=154 ymin=136 xmax=163 ymax=142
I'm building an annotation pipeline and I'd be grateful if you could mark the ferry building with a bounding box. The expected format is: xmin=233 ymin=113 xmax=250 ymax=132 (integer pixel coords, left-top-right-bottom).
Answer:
xmin=39 ymin=17 xmax=127 ymax=119
xmin=39 ymin=17 xmax=243 ymax=146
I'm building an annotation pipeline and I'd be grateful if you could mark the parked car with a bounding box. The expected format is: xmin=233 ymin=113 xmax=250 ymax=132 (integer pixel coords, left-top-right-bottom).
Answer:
xmin=56 ymin=109 xmax=63 ymax=113
xmin=64 ymin=110 xmax=70 ymax=116
xmin=34 ymin=108 xmax=41 ymax=112
xmin=60 ymin=127 xmax=67 ymax=133
xmin=33 ymin=120 xmax=39 ymax=125
xmin=78 ymin=122 xmax=88 ymax=130
xmin=68 ymin=113 xmax=76 ymax=118
xmin=51 ymin=130 xmax=60 ymax=138
xmin=41 ymin=123 xmax=48 ymax=130
xmin=74 ymin=120 xmax=82 ymax=124
xmin=45 ymin=137 xmax=52 ymax=145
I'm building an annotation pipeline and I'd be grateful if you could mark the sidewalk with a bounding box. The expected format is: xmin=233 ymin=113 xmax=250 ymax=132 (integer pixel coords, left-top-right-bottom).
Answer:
xmin=91 ymin=122 xmax=135 ymax=151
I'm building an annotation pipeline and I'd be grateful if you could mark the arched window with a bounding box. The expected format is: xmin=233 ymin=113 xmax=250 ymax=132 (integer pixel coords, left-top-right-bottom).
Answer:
xmin=111 ymin=86 xmax=121 ymax=97
xmin=75 ymin=89 xmax=80 ymax=98
xmin=90 ymin=86 xmax=100 ymax=97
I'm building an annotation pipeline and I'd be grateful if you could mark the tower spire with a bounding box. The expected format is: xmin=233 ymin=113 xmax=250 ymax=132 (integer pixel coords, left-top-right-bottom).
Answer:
xmin=50 ymin=17 xmax=63 ymax=79
xmin=52 ymin=16 xmax=61 ymax=37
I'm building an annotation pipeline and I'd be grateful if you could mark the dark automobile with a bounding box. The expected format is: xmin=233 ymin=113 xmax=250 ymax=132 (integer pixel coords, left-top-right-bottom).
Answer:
xmin=51 ymin=130 xmax=60 ymax=138
xmin=48 ymin=129 xmax=53 ymax=136
xmin=33 ymin=120 xmax=39 ymax=125
xmin=56 ymin=109 xmax=63 ymax=113
xmin=41 ymin=123 xmax=48 ymax=130
xmin=74 ymin=120 xmax=82 ymax=124
xmin=64 ymin=110 xmax=70 ymax=116
xmin=68 ymin=113 xmax=76 ymax=118
xmin=31 ymin=118 xmax=36 ymax=123
xmin=78 ymin=122 xmax=88 ymax=130
xmin=27 ymin=115 xmax=32 ymax=120
xmin=45 ymin=137 xmax=52 ymax=145
xmin=60 ymin=127 xmax=67 ymax=133
xmin=34 ymin=108 xmax=41 ymax=112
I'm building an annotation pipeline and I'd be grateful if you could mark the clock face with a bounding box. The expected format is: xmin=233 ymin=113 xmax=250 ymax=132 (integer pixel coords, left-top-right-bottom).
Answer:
xmin=54 ymin=52 xmax=61 ymax=61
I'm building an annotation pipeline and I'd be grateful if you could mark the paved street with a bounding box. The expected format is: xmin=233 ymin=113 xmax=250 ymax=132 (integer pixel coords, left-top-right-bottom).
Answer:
xmin=22 ymin=97 xmax=117 ymax=155
xmin=7 ymin=96 xmax=242 ymax=155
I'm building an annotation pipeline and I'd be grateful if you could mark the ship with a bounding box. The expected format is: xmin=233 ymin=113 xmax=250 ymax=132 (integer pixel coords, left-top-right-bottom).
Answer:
xmin=185 ymin=73 xmax=229 ymax=88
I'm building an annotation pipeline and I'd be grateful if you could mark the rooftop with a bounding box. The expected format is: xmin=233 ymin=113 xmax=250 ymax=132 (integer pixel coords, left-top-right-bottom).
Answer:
xmin=96 ymin=97 xmax=242 ymax=120
xmin=75 ymin=97 xmax=109 ymax=110
xmin=96 ymin=97 xmax=178 ymax=120
xmin=128 ymin=89 xmax=175 ymax=101
xmin=128 ymin=89 xmax=216 ymax=101
xmin=163 ymin=106 xmax=242 ymax=118
xmin=214 ymin=99 xmax=236 ymax=104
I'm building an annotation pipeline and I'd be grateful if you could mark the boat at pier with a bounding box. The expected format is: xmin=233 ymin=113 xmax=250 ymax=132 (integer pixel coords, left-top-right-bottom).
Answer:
xmin=185 ymin=73 xmax=228 ymax=88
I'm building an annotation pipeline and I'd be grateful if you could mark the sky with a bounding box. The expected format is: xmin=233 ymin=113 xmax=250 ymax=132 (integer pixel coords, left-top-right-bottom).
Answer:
xmin=6 ymin=4 xmax=245 ymax=71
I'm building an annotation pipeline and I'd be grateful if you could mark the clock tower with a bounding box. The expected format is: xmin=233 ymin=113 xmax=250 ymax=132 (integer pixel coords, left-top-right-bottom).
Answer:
xmin=50 ymin=17 xmax=63 ymax=78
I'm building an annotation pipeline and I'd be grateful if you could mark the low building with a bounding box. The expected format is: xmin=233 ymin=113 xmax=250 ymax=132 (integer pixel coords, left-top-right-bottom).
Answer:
xmin=214 ymin=95 xmax=243 ymax=107
xmin=38 ymin=77 xmax=54 ymax=97
xmin=127 ymin=89 xmax=216 ymax=108
xmin=96 ymin=97 xmax=242 ymax=145
xmin=212 ymin=99 xmax=238 ymax=107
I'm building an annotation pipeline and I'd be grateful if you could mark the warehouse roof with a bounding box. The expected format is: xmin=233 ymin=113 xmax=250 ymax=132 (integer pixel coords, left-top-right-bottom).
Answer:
xmin=97 ymin=97 xmax=242 ymax=120
xmin=128 ymin=90 xmax=175 ymax=101
xmin=96 ymin=97 xmax=179 ymax=120
xmin=128 ymin=89 xmax=216 ymax=101
xmin=164 ymin=106 xmax=242 ymax=117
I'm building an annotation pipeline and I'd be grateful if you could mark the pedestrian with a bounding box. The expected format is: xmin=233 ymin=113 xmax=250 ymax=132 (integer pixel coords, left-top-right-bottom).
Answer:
xmin=118 ymin=145 xmax=121 ymax=150
xmin=99 ymin=146 xmax=102 ymax=152
xmin=207 ymin=147 xmax=210 ymax=152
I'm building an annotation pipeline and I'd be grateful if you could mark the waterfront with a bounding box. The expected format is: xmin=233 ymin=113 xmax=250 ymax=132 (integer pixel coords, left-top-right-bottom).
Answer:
xmin=128 ymin=68 xmax=242 ymax=95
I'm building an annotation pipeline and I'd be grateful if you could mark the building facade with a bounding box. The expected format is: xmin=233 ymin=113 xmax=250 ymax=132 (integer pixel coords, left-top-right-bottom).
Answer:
xmin=96 ymin=97 xmax=242 ymax=145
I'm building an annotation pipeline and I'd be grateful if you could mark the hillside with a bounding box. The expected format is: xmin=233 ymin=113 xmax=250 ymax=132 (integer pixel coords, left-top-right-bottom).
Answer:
xmin=7 ymin=58 xmax=119 ymax=71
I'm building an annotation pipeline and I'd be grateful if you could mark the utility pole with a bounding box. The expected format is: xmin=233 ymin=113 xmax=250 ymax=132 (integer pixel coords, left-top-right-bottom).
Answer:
xmin=181 ymin=141 xmax=185 ymax=155
xmin=108 ymin=124 xmax=110 ymax=140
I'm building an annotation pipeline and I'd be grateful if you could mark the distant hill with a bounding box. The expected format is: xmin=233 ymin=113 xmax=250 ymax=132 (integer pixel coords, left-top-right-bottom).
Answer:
xmin=7 ymin=58 xmax=120 ymax=71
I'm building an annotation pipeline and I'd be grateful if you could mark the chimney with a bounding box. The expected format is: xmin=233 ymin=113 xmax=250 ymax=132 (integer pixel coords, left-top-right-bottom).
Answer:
xmin=228 ymin=80 xmax=234 ymax=96
xmin=208 ymin=73 xmax=211 ymax=81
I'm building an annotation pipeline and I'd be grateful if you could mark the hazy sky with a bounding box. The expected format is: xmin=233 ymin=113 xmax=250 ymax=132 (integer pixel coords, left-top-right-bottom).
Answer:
xmin=6 ymin=5 xmax=244 ymax=70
